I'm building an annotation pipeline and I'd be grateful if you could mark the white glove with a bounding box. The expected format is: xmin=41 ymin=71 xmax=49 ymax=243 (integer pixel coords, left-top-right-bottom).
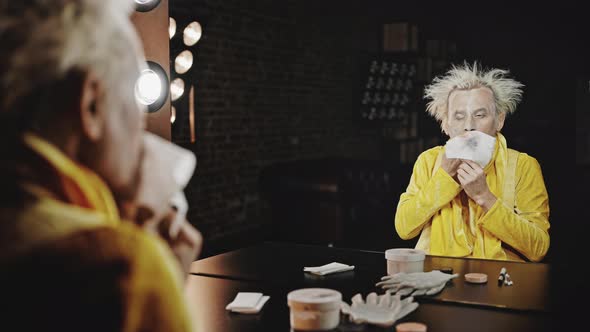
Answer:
xmin=340 ymin=292 xmax=418 ymax=327
xmin=376 ymin=270 xmax=459 ymax=296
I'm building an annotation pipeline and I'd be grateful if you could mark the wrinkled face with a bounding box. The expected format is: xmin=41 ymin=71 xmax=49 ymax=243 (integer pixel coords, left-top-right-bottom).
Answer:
xmin=83 ymin=27 xmax=147 ymax=204
xmin=99 ymin=69 xmax=145 ymax=202
xmin=445 ymin=87 xmax=504 ymax=138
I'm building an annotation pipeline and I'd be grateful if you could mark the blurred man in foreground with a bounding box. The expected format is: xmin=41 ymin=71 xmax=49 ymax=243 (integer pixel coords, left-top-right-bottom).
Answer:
xmin=0 ymin=1 xmax=200 ymax=330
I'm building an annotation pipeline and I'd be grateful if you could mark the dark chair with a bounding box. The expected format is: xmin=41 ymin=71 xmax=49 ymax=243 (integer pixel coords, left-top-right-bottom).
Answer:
xmin=337 ymin=160 xmax=416 ymax=251
xmin=259 ymin=158 xmax=416 ymax=251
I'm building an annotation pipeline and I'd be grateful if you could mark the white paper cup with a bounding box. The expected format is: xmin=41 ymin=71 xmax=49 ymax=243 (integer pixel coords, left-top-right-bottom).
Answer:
xmin=385 ymin=248 xmax=425 ymax=275
xmin=287 ymin=288 xmax=341 ymax=331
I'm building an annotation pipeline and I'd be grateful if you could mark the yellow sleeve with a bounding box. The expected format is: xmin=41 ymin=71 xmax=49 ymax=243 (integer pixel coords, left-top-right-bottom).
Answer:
xmin=122 ymin=224 xmax=196 ymax=332
xmin=478 ymin=155 xmax=550 ymax=262
xmin=0 ymin=225 xmax=195 ymax=332
xmin=395 ymin=149 xmax=462 ymax=239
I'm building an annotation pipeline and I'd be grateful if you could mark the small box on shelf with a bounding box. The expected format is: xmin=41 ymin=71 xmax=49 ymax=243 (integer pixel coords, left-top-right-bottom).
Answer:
xmin=383 ymin=22 xmax=418 ymax=53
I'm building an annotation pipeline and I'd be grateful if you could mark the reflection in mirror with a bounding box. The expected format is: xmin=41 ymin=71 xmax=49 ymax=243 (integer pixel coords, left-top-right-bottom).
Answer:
xmin=167 ymin=2 xmax=581 ymax=264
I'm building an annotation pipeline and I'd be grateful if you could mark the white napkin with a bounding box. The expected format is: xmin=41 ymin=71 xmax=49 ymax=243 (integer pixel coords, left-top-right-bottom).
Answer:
xmin=444 ymin=131 xmax=496 ymax=168
xmin=137 ymin=133 xmax=197 ymax=238
xmin=225 ymin=292 xmax=270 ymax=314
xmin=304 ymin=262 xmax=355 ymax=276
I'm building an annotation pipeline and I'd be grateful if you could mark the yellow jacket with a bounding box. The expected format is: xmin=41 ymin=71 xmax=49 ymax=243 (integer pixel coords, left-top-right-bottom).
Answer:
xmin=0 ymin=133 xmax=195 ymax=331
xmin=395 ymin=133 xmax=550 ymax=262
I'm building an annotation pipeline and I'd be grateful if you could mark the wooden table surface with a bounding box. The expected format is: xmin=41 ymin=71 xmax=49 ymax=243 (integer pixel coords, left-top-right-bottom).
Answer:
xmin=185 ymin=274 xmax=552 ymax=332
xmin=190 ymin=241 xmax=551 ymax=313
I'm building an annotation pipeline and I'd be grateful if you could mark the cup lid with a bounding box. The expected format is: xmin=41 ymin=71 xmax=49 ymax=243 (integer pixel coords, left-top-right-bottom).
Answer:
xmin=287 ymin=288 xmax=342 ymax=311
xmin=385 ymin=248 xmax=425 ymax=262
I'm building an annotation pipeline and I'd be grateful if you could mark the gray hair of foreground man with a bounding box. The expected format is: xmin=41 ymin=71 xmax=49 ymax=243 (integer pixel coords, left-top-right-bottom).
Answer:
xmin=0 ymin=0 xmax=144 ymax=128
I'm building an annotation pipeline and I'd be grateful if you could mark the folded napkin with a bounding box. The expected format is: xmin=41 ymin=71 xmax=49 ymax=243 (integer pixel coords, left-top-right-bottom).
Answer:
xmin=226 ymin=292 xmax=270 ymax=314
xmin=304 ymin=262 xmax=355 ymax=276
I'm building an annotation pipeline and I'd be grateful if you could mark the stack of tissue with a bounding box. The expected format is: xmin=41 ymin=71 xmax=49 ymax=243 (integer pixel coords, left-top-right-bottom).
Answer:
xmin=226 ymin=292 xmax=270 ymax=314
xmin=304 ymin=262 xmax=355 ymax=276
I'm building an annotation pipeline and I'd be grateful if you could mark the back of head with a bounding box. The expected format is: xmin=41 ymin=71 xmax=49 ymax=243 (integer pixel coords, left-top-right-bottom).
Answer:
xmin=0 ymin=0 xmax=146 ymax=206
xmin=0 ymin=0 xmax=142 ymax=134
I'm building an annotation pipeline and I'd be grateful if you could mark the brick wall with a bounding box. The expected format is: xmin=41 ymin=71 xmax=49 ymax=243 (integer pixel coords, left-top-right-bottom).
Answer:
xmin=170 ymin=0 xmax=392 ymax=253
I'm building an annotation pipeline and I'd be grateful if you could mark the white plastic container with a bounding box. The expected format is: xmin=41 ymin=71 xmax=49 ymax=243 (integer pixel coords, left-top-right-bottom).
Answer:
xmin=385 ymin=248 xmax=425 ymax=275
xmin=287 ymin=288 xmax=342 ymax=331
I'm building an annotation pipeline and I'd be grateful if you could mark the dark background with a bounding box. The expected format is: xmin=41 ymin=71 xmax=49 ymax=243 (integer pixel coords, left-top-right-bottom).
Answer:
xmin=168 ymin=0 xmax=587 ymax=263
xmin=168 ymin=1 xmax=587 ymax=329
xmin=170 ymin=0 xmax=588 ymax=257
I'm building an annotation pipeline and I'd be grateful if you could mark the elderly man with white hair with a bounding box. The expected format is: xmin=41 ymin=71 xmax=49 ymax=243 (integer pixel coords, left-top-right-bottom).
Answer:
xmin=0 ymin=0 xmax=199 ymax=330
xmin=395 ymin=63 xmax=550 ymax=262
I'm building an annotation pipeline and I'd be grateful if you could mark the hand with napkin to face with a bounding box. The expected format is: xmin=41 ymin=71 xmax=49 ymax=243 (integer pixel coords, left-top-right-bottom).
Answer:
xmin=134 ymin=133 xmax=202 ymax=275
xmin=440 ymin=86 xmax=505 ymax=212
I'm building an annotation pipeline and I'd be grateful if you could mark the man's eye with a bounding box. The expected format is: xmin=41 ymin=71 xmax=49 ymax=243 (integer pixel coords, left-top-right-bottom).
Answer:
xmin=455 ymin=115 xmax=464 ymax=120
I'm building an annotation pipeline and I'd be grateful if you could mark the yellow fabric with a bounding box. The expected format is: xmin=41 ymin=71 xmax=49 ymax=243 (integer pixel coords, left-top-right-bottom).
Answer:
xmin=1 ymin=133 xmax=123 ymax=257
xmin=502 ymin=149 xmax=519 ymax=210
xmin=431 ymin=147 xmax=520 ymax=209
xmin=395 ymin=133 xmax=550 ymax=262
xmin=113 ymin=224 xmax=194 ymax=332
xmin=23 ymin=133 xmax=120 ymax=224
xmin=0 ymin=133 xmax=195 ymax=331
xmin=1 ymin=225 xmax=194 ymax=332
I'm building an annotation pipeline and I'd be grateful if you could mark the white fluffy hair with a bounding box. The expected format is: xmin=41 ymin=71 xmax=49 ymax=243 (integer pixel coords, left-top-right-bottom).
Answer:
xmin=0 ymin=0 xmax=144 ymax=112
xmin=424 ymin=62 xmax=524 ymax=129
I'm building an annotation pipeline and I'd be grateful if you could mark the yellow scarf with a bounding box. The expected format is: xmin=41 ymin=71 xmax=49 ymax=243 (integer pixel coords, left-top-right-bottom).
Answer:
xmin=23 ymin=133 xmax=120 ymax=225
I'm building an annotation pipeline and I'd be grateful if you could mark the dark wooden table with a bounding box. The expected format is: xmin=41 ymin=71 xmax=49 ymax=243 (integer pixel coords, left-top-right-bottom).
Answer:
xmin=190 ymin=242 xmax=551 ymax=313
xmin=184 ymin=274 xmax=552 ymax=332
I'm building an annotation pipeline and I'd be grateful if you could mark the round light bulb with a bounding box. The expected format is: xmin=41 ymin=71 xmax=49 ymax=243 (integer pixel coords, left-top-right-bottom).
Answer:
xmin=183 ymin=21 xmax=202 ymax=46
xmin=134 ymin=0 xmax=161 ymax=12
xmin=135 ymin=69 xmax=162 ymax=106
xmin=170 ymin=78 xmax=185 ymax=101
xmin=175 ymin=50 xmax=193 ymax=74
xmin=169 ymin=17 xmax=176 ymax=39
